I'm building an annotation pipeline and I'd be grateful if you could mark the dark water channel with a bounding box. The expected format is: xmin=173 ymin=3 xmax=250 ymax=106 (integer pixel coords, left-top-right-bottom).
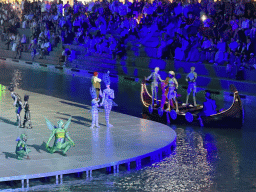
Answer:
xmin=0 ymin=62 xmax=256 ymax=192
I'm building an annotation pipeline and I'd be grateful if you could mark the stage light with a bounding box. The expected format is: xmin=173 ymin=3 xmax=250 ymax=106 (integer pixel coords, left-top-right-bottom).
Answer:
xmin=201 ymin=15 xmax=207 ymax=22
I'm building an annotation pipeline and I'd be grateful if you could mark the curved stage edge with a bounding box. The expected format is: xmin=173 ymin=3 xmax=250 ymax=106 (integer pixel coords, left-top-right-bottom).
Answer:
xmin=0 ymin=89 xmax=176 ymax=189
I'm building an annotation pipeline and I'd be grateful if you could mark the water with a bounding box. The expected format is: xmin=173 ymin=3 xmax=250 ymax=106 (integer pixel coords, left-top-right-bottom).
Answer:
xmin=0 ymin=62 xmax=256 ymax=192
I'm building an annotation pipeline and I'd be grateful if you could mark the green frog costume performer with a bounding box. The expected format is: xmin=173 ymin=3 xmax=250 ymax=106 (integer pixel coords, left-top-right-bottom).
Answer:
xmin=100 ymin=71 xmax=118 ymax=127
xmin=15 ymin=134 xmax=31 ymax=160
xmin=8 ymin=85 xmax=23 ymax=127
xmin=45 ymin=116 xmax=75 ymax=155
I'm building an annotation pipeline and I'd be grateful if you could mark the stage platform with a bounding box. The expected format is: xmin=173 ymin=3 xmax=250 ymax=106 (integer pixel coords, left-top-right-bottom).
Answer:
xmin=0 ymin=88 xmax=176 ymax=189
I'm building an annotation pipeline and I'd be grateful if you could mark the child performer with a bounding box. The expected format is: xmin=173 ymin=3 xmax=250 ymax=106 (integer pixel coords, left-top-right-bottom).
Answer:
xmin=91 ymin=72 xmax=102 ymax=99
xmin=8 ymin=85 xmax=23 ymax=127
xmin=90 ymin=87 xmax=100 ymax=128
xmin=186 ymin=66 xmax=197 ymax=106
xmin=100 ymin=71 xmax=117 ymax=127
xmin=22 ymin=95 xmax=32 ymax=129
xmin=166 ymin=71 xmax=179 ymax=112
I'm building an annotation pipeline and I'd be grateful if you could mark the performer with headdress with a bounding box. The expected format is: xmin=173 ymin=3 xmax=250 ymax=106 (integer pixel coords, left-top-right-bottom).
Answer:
xmin=8 ymin=85 xmax=23 ymax=127
xmin=91 ymin=71 xmax=102 ymax=99
xmin=145 ymin=67 xmax=164 ymax=106
xmin=185 ymin=66 xmax=197 ymax=106
xmin=100 ymin=71 xmax=117 ymax=127
xmin=166 ymin=71 xmax=179 ymax=112
xmin=22 ymin=95 xmax=32 ymax=129
xmin=90 ymin=87 xmax=100 ymax=128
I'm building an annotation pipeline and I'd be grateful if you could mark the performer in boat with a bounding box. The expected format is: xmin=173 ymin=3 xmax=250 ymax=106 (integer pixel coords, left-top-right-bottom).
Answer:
xmin=100 ymin=71 xmax=117 ymax=127
xmin=198 ymin=92 xmax=217 ymax=126
xmin=45 ymin=117 xmax=75 ymax=155
xmin=166 ymin=71 xmax=179 ymax=112
xmin=185 ymin=66 xmax=197 ymax=106
xmin=90 ymin=87 xmax=100 ymax=128
xmin=15 ymin=134 xmax=31 ymax=160
xmin=91 ymin=72 xmax=102 ymax=100
xmin=8 ymin=85 xmax=23 ymax=127
xmin=160 ymin=77 xmax=170 ymax=109
xmin=22 ymin=95 xmax=32 ymax=129
xmin=145 ymin=67 xmax=164 ymax=106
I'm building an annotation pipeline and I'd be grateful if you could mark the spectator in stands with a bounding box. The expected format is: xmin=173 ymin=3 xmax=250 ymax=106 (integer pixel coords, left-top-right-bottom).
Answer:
xmin=29 ymin=38 xmax=37 ymax=61
xmin=215 ymin=38 xmax=227 ymax=65
xmin=244 ymin=37 xmax=254 ymax=59
xmin=186 ymin=35 xmax=200 ymax=62
xmin=201 ymin=36 xmax=212 ymax=63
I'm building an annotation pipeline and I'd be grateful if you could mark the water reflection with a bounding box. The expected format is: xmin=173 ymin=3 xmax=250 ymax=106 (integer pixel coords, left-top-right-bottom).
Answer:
xmin=116 ymin=127 xmax=214 ymax=192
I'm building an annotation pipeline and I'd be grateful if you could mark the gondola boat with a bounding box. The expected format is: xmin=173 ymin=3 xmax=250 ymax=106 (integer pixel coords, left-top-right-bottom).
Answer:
xmin=141 ymin=81 xmax=244 ymax=128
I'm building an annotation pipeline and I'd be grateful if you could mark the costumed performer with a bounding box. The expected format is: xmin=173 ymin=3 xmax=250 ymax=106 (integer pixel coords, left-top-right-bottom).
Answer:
xmin=15 ymin=134 xmax=31 ymax=160
xmin=91 ymin=71 xmax=102 ymax=99
xmin=198 ymin=92 xmax=217 ymax=126
xmin=185 ymin=66 xmax=197 ymax=106
xmin=160 ymin=77 xmax=170 ymax=109
xmin=45 ymin=117 xmax=75 ymax=155
xmin=90 ymin=87 xmax=100 ymax=128
xmin=145 ymin=67 xmax=163 ymax=106
xmin=22 ymin=95 xmax=32 ymax=129
xmin=8 ymin=85 xmax=23 ymax=127
xmin=166 ymin=71 xmax=179 ymax=112
xmin=100 ymin=71 xmax=117 ymax=127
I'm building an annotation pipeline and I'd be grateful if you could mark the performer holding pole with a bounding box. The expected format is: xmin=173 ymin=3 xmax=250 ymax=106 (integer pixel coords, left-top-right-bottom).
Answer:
xmin=100 ymin=71 xmax=117 ymax=128
xmin=8 ymin=85 xmax=23 ymax=127
xmin=185 ymin=66 xmax=197 ymax=106
xmin=91 ymin=72 xmax=102 ymax=100
xmin=145 ymin=67 xmax=163 ymax=106
xmin=166 ymin=71 xmax=179 ymax=112
xmin=90 ymin=87 xmax=100 ymax=128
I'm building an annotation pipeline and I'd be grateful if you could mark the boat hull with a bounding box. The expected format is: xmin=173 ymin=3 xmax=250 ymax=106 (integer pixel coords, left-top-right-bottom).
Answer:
xmin=141 ymin=82 xmax=244 ymax=128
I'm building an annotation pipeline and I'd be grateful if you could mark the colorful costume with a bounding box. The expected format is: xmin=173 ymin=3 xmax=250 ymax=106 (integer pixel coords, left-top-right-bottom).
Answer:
xmin=15 ymin=134 xmax=31 ymax=160
xmin=100 ymin=71 xmax=117 ymax=127
xmin=91 ymin=72 xmax=102 ymax=99
xmin=90 ymin=87 xmax=100 ymax=128
xmin=45 ymin=117 xmax=75 ymax=155
xmin=166 ymin=71 xmax=179 ymax=112
xmin=186 ymin=67 xmax=197 ymax=106
xmin=160 ymin=77 xmax=169 ymax=109
xmin=22 ymin=95 xmax=32 ymax=129
xmin=8 ymin=85 xmax=22 ymax=127
xmin=145 ymin=67 xmax=163 ymax=106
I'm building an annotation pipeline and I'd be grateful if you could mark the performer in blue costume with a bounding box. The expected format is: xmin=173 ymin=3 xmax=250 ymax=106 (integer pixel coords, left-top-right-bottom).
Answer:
xmin=8 ymin=85 xmax=23 ymax=127
xmin=198 ymin=92 xmax=217 ymax=126
xmin=90 ymin=87 xmax=100 ymax=128
xmin=166 ymin=71 xmax=179 ymax=112
xmin=145 ymin=67 xmax=163 ymax=106
xmin=185 ymin=66 xmax=197 ymax=106
xmin=100 ymin=71 xmax=117 ymax=127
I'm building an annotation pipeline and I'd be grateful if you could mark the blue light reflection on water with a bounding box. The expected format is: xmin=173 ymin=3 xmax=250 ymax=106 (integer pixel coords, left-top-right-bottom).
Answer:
xmin=0 ymin=63 xmax=256 ymax=191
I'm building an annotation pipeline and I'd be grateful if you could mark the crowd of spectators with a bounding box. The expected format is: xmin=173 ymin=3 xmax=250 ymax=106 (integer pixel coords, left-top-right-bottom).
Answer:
xmin=0 ymin=0 xmax=256 ymax=78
